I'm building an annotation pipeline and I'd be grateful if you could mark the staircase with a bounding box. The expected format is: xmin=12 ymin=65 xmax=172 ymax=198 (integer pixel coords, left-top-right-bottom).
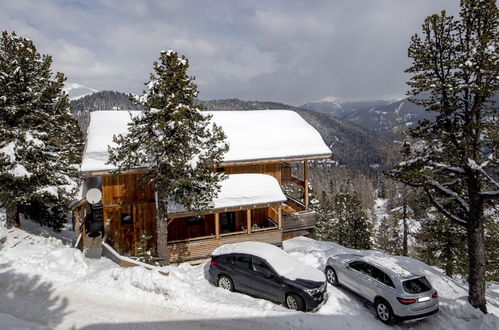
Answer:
xmin=82 ymin=235 xmax=103 ymax=258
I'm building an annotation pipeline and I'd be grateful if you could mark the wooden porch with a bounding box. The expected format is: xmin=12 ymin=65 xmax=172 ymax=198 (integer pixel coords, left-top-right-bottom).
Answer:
xmin=167 ymin=229 xmax=282 ymax=264
xmin=164 ymin=202 xmax=283 ymax=263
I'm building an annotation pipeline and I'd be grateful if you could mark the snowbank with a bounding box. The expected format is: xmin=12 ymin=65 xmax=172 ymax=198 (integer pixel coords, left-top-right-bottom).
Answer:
xmin=1 ymin=209 xmax=498 ymax=330
xmin=0 ymin=312 xmax=50 ymax=330
xmin=212 ymin=241 xmax=325 ymax=282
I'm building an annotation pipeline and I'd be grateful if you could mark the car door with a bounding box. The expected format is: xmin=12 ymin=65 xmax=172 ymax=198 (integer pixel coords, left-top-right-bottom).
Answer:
xmin=358 ymin=264 xmax=381 ymax=302
xmin=369 ymin=266 xmax=397 ymax=302
xmin=344 ymin=261 xmax=373 ymax=299
xmin=229 ymin=254 xmax=258 ymax=293
xmin=250 ymin=257 xmax=284 ymax=302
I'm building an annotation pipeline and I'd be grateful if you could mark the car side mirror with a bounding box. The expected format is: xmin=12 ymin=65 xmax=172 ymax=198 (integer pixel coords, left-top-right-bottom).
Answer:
xmin=345 ymin=264 xmax=350 ymax=269
xmin=264 ymin=272 xmax=274 ymax=279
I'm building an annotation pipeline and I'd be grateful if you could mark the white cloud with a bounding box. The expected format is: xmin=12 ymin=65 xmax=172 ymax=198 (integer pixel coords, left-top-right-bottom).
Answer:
xmin=0 ymin=0 xmax=461 ymax=104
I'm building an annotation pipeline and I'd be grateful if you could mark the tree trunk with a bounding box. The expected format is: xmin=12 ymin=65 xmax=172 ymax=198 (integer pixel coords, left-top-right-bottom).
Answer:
xmin=467 ymin=202 xmax=487 ymax=313
xmin=155 ymin=188 xmax=169 ymax=265
xmin=5 ymin=202 xmax=20 ymax=229
xmin=402 ymin=203 xmax=408 ymax=256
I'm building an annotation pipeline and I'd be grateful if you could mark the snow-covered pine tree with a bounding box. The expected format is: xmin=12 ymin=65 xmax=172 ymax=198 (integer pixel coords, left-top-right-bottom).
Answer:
xmin=108 ymin=50 xmax=228 ymax=263
xmin=392 ymin=0 xmax=498 ymax=313
xmin=311 ymin=191 xmax=336 ymax=241
xmin=0 ymin=31 xmax=83 ymax=230
xmin=331 ymin=193 xmax=372 ymax=249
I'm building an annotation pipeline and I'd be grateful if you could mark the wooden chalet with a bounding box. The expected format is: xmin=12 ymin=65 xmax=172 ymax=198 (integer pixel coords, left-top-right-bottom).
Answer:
xmin=73 ymin=110 xmax=332 ymax=264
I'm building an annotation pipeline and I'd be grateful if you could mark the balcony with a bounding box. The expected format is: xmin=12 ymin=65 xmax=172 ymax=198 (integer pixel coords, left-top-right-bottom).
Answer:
xmin=281 ymin=195 xmax=317 ymax=240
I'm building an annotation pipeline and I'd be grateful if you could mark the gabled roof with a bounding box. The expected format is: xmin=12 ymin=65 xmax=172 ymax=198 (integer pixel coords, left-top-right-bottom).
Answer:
xmin=80 ymin=110 xmax=332 ymax=173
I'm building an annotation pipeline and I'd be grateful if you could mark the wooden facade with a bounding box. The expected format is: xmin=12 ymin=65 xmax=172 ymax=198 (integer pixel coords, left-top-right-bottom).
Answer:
xmin=102 ymin=173 xmax=157 ymax=256
xmin=77 ymin=160 xmax=318 ymax=264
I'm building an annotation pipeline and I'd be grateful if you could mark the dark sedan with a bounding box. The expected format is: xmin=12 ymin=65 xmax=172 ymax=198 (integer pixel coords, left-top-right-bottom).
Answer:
xmin=208 ymin=242 xmax=327 ymax=312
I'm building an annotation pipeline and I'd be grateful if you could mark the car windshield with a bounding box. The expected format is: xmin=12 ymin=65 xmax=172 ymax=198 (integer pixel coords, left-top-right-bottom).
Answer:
xmin=402 ymin=277 xmax=432 ymax=294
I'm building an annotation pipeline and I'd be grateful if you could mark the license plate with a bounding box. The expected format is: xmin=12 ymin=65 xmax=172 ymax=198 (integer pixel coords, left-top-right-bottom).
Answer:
xmin=418 ymin=296 xmax=430 ymax=302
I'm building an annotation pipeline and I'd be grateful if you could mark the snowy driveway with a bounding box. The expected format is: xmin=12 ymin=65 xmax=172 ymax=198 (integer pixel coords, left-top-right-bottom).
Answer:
xmin=0 ymin=219 xmax=498 ymax=330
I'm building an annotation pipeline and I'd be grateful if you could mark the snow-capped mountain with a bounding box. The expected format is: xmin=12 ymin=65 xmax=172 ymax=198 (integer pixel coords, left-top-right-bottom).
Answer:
xmin=342 ymin=98 xmax=430 ymax=137
xmin=301 ymin=98 xmax=392 ymax=117
xmin=300 ymin=96 xmax=343 ymax=116
xmin=63 ymin=82 xmax=98 ymax=100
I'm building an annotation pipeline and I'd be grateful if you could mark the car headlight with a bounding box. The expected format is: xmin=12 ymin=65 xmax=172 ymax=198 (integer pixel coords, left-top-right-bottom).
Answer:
xmin=305 ymin=288 xmax=321 ymax=296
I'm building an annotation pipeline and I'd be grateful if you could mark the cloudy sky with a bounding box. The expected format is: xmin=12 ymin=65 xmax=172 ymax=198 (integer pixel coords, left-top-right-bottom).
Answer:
xmin=1 ymin=0 xmax=460 ymax=105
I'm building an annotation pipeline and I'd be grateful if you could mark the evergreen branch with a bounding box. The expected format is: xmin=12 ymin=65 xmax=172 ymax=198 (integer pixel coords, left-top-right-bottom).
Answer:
xmin=480 ymin=190 xmax=499 ymax=199
xmin=428 ymin=179 xmax=470 ymax=212
xmin=424 ymin=186 xmax=468 ymax=226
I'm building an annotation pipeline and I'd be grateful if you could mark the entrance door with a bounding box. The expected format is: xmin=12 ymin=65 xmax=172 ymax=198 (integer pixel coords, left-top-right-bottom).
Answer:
xmin=220 ymin=212 xmax=236 ymax=233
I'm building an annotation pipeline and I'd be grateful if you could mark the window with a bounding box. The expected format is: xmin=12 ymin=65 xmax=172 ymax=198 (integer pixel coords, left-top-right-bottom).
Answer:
xmin=252 ymin=258 xmax=273 ymax=275
xmin=349 ymin=261 xmax=367 ymax=272
xmin=235 ymin=255 xmax=250 ymax=269
xmin=121 ymin=213 xmax=133 ymax=225
xmin=226 ymin=255 xmax=237 ymax=264
xmin=187 ymin=216 xmax=202 ymax=226
xmin=371 ymin=267 xmax=395 ymax=288
xmin=402 ymin=277 xmax=432 ymax=294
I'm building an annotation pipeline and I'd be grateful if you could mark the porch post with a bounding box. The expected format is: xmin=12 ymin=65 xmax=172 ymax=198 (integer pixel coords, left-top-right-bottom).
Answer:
xmin=304 ymin=160 xmax=309 ymax=210
xmin=215 ymin=213 xmax=220 ymax=239
xmin=246 ymin=209 xmax=251 ymax=234
xmin=278 ymin=205 xmax=282 ymax=229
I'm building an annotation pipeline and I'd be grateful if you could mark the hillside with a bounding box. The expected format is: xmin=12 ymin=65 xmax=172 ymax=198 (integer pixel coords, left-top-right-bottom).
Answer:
xmin=70 ymin=91 xmax=144 ymax=132
xmin=301 ymin=98 xmax=392 ymax=118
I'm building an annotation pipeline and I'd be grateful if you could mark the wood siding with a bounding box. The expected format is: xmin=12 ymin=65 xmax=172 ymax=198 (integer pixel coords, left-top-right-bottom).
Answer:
xmin=166 ymin=229 xmax=283 ymax=263
xmin=102 ymin=173 xmax=157 ymax=256
xmin=224 ymin=163 xmax=282 ymax=183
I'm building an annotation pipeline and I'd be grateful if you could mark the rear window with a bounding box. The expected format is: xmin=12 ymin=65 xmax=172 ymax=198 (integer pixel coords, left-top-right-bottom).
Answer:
xmin=402 ymin=277 xmax=432 ymax=294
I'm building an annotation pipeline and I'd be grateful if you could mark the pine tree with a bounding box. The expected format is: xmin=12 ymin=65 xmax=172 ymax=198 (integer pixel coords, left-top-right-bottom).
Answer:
xmin=392 ymin=1 xmax=498 ymax=313
xmin=311 ymin=191 xmax=336 ymax=241
xmin=0 ymin=31 xmax=83 ymax=230
xmin=418 ymin=210 xmax=467 ymax=278
xmin=309 ymin=190 xmax=373 ymax=249
xmin=108 ymin=50 xmax=228 ymax=263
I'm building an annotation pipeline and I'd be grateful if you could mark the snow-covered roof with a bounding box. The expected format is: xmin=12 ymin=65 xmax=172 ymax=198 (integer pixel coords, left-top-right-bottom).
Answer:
xmin=212 ymin=241 xmax=326 ymax=282
xmin=168 ymin=174 xmax=286 ymax=214
xmin=80 ymin=110 xmax=332 ymax=173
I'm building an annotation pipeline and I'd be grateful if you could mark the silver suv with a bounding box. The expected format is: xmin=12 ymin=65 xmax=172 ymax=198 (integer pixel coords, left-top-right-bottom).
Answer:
xmin=325 ymin=254 xmax=439 ymax=324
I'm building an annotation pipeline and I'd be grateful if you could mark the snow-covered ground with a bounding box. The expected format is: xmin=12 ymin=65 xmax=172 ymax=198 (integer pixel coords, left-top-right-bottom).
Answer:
xmin=0 ymin=211 xmax=498 ymax=330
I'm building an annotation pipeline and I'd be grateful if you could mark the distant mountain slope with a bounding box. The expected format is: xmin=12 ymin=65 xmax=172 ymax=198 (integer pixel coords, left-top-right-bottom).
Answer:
xmin=63 ymin=82 xmax=98 ymax=100
xmin=345 ymin=94 xmax=499 ymax=137
xmin=343 ymin=98 xmax=431 ymax=137
xmin=70 ymin=90 xmax=144 ymax=113
xmin=301 ymin=98 xmax=392 ymax=117
xmin=70 ymin=91 xmax=144 ymax=132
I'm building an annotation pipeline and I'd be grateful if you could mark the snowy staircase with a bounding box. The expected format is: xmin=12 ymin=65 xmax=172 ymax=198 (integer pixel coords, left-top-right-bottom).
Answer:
xmin=82 ymin=235 xmax=103 ymax=259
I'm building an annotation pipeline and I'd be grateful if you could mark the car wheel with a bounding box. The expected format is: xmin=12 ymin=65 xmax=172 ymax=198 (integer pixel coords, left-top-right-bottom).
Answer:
xmin=325 ymin=266 xmax=339 ymax=286
xmin=285 ymin=293 xmax=305 ymax=312
xmin=375 ymin=299 xmax=394 ymax=324
xmin=217 ymin=275 xmax=234 ymax=291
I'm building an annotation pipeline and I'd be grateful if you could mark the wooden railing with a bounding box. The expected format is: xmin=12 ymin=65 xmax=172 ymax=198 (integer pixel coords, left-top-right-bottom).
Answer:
xmin=281 ymin=209 xmax=316 ymax=231
xmin=166 ymin=229 xmax=282 ymax=264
